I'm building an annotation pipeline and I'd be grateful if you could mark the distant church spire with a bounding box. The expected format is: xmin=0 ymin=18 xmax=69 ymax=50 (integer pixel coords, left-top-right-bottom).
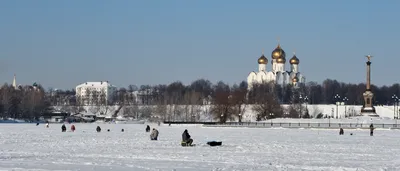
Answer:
xmin=12 ymin=74 xmax=16 ymax=88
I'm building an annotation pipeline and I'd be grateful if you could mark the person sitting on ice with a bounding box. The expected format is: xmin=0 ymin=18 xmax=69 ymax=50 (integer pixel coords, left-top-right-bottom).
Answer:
xmin=146 ymin=125 xmax=150 ymax=132
xmin=339 ymin=128 xmax=344 ymax=135
xmin=46 ymin=122 xmax=49 ymax=128
xmin=61 ymin=124 xmax=66 ymax=132
xmin=370 ymin=124 xmax=374 ymax=136
xmin=96 ymin=126 xmax=101 ymax=132
xmin=181 ymin=129 xmax=193 ymax=146
xmin=71 ymin=125 xmax=76 ymax=132
xmin=150 ymin=128 xmax=159 ymax=140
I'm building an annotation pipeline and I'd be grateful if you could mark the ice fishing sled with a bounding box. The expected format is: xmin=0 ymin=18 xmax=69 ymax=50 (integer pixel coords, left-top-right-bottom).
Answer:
xmin=181 ymin=141 xmax=196 ymax=147
xmin=206 ymin=141 xmax=222 ymax=146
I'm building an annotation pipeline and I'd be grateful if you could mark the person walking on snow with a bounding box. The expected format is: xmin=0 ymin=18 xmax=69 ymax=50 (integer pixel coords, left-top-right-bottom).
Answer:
xmin=150 ymin=128 xmax=159 ymax=140
xmin=370 ymin=124 xmax=374 ymax=136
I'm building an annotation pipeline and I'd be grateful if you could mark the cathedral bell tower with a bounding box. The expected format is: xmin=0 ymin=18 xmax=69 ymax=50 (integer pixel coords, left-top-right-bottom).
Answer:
xmin=289 ymin=52 xmax=299 ymax=73
xmin=271 ymin=43 xmax=286 ymax=72
xmin=258 ymin=50 xmax=268 ymax=72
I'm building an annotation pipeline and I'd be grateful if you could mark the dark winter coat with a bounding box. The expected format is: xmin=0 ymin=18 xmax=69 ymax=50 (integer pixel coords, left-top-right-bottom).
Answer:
xmin=61 ymin=125 xmax=66 ymax=132
xmin=182 ymin=130 xmax=191 ymax=142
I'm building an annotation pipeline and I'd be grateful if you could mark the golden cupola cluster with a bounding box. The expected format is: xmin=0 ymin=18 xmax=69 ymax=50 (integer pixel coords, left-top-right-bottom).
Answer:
xmin=256 ymin=42 xmax=300 ymax=65
xmin=289 ymin=53 xmax=300 ymax=65
xmin=258 ymin=53 xmax=268 ymax=64
xmin=271 ymin=44 xmax=286 ymax=63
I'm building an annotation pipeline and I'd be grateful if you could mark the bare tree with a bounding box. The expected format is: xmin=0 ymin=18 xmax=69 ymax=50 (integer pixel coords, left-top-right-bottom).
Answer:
xmin=99 ymin=88 xmax=112 ymax=115
xmin=139 ymin=106 xmax=153 ymax=120
xmin=231 ymin=86 xmax=247 ymax=122
xmin=250 ymin=83 xmax=283 ymax=121
xmin=86 ymin=88 xmax=100 ymax=114
xmin=128 ymin=85 xmax=138 ymax=92
xmin=210 ymin=90 xmax=235 ymax=123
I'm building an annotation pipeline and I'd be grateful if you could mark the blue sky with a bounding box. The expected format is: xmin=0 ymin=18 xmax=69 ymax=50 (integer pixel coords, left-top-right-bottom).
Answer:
xmin=0 ymin=0 xmax=399 ymax=89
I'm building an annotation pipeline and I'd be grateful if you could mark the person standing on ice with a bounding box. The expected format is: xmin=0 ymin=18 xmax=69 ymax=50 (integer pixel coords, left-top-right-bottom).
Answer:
xmin=71 ymin=125 xmax=76 ymax=132
xmin=61 ymin=124 xmax=66 ymax=132
xmin=339 ymin=128 xmax=344 ymax=135
xmin=146 ymin=125 xmax=150 ymax=132
xmin=370 ymin=124 xmax=374 ymax=136
xmin=150 ymin=128 xmax=159 ymax=140
xmin=182 ymin=129 xmax=193 ymax=146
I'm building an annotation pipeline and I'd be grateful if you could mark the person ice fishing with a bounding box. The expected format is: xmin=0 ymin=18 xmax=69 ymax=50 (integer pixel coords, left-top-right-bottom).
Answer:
xmin=150 ymin=128 xmax=159 ymax=140
xmin=96 ymin=126 xmax=101 ymax=132
xmin=182 ymin=129 xmax=193 ymax=146
xmin=61 ymin=124 xmax=66 ymax=132
xmin=45 ymin=122 xmax=49 ymax=128
xmin=370 ymin=124 xmax=374 ymax=136
xmin=146 ymin=125 xmax=150 ymax=132
xmin=339 ymin=128 xmax=344 ymax=135
xmin=71 ymin=125 xmax=76 ymax=132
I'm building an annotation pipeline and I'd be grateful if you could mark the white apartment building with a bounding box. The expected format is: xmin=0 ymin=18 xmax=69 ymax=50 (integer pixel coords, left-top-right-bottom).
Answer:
xmin=75 ymin=81 xmax=117 ymax=105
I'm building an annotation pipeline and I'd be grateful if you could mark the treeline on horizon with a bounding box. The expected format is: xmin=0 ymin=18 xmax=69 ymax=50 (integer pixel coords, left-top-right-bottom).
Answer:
xmin=0 ymin=79 xmax=399 ymax=121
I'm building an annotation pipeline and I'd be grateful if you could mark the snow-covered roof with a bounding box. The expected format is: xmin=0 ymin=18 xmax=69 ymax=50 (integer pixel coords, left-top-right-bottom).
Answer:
xmin=76 ymin=81 xmax=116 ymax=88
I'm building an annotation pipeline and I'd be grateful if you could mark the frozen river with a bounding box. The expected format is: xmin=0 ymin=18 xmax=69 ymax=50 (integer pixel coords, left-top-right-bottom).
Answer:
xmin=0 ymin=123 xmax=399 ymax=171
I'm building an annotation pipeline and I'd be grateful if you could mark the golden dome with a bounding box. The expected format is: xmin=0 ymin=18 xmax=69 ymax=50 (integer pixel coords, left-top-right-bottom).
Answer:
xmin=290 ymin=54 xmax=299 ymax=64
xmin=292 ymin=77 xmax=298 ymax=83
xmin=276 ymin=57 xmax=286 ymax=63
xmin=258 ymin=54 xmax=268 ymax=64
xmin=271 ymin=44 xmax=286 ymax=59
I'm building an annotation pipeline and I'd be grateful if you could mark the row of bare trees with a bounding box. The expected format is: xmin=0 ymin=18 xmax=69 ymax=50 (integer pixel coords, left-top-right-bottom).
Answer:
xmin=2 ymin=78 xmax=400 ymax=121
xmin=0 ymin=84 xmax=50 ymax=120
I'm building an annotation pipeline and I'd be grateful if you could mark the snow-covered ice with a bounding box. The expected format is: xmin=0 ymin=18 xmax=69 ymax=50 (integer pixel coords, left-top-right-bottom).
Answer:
xmin=1 ymin=123 xmax=400 ymax=171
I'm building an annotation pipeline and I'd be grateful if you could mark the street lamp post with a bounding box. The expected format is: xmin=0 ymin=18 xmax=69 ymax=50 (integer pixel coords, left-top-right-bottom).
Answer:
xmin=343 ymin=97 xmax=349 ymax=118
xmin=227 ymin=95 xmax=232 ymax=123
xmin=304 ymin=96 xmax=309 ymax=115
xmin=334 ymin=94 xmax=341 ymax=119
xmin=269 ymin=113 xmax=274 ymax=126
xmin=397 ymin=97 xmax=399 ymax=119
xmin=299 ymin=95 xmax=303 ymax=118
xmin=392 ymin=95 xmax=398 ymax=119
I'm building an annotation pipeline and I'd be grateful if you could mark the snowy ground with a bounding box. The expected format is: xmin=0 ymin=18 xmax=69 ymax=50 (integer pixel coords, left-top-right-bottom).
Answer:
xmin=1 ymin=124 xmax=400 ymax=171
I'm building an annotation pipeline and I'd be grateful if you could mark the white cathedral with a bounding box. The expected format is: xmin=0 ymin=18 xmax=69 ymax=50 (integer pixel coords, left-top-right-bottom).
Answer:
xmin=247 ymin=43 xmax=306 ymax=89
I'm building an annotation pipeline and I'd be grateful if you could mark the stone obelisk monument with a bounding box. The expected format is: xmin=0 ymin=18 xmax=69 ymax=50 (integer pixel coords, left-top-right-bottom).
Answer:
xmin=361 ymin=55 xmax=379 ymax=117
